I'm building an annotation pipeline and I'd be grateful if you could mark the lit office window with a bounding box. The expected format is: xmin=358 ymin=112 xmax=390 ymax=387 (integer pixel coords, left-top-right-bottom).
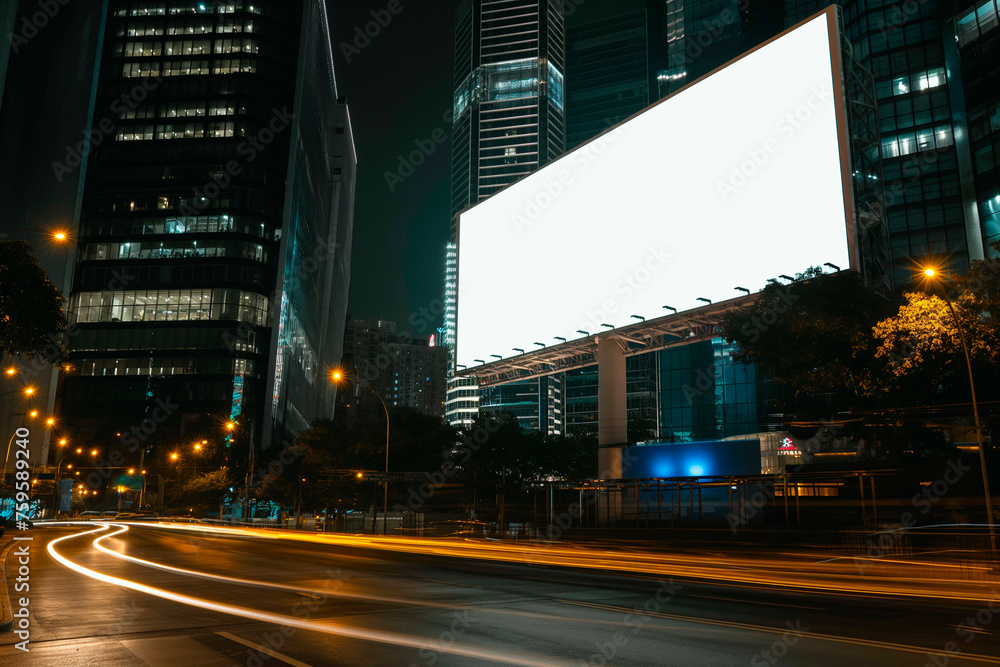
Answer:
xmin=122 ymin=62 xmax=161 ymax=78
xmin=893 ymin=68 xmax=946 ymax=96
xmin=73 ymin=289 xmax=270 ymax=325
xmin=214 ymin=38 xmax=259 ymax=54
xmin=160 ymin=102 xmax=207 ymax=117
xmin=213 ymin=59 xmax=256 ymax=74
xmin=165 ymin=21 xmax=212 ymax=35
xmin=120 ymin=42 xmax=163 ymax=57
xmin=156 ymin=123 xmax=205 ymax=139
xmin=208 ymin=103 xmax=237 ymax=116
xmin=161 ymin=60 xmax=211 ymax=76
xmin=164 ymin=40 xmax=211 ymax=56
xmin=122 ymin=22 xmax=164 ymax=37
xmin=129 ymin=5 xmax=167 ymax=17
xmin=116 ymin=126 xmax=155 ymax=141
xmin=207 ymin=122 xmax=236 ymax=138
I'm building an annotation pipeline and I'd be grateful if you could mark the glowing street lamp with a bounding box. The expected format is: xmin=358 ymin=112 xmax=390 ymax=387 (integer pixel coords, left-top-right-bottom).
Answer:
xmin=331 ymin=368 xmax=390 ymax=535
xmin=921 ymin=266 xmax=994 ymax=552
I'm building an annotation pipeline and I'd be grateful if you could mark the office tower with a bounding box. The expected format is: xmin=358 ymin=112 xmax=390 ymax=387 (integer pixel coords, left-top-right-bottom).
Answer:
xmin=54 ymin=1 xmax=355 ymax=465
xmin=445 ymin=0 xmax=567 ymax=432
xmin=952 ymin=0 xmax=1000 ymax=254
xmin=565 ymin=9 xmax=650 ymax=150
xmin=338 ymin=319 xmax=449 ymax=423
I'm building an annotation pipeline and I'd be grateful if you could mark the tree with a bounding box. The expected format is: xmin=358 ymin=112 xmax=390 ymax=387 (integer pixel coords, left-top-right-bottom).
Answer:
xmin=870 ymin=246 xmax=1000 ymax=403
xmin=0 ymin=240 xmax=67 ymax=361
xmin=719 ymin=267 xmax=897 ymax=408
xmin=176 ymin=467 xmax=234 ymax=515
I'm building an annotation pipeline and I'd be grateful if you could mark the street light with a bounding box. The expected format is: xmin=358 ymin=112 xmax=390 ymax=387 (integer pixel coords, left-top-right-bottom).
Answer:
xmin=331 ymin=368 xmax=390 ymax=535
xmin=52 ymin=440 xmax=74 ymax=517
xmin=922 ymin=266 xmax=994 ymax=552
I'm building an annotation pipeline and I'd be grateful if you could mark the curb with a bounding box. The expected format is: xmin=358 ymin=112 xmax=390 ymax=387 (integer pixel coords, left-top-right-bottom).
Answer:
xmin=0 ymin=537 xmax=14 ymax=632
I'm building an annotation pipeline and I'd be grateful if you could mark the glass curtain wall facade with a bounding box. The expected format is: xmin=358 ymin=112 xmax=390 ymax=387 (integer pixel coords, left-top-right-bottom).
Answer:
xmin=446 ymin=0 xmax=567 ymax=431
xmin=784 ymin=0 xmax=988 ymax=278
xmin=58 ymin=0 xmax=354 ymax=461
xmin=566 ymin=10 xmax=650 ymax=150
xmin=954 ymin=0 xmax=1000 ymax=254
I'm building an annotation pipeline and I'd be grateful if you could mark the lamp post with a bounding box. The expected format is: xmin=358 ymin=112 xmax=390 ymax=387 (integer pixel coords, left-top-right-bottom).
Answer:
xmin=923 ymin=267 xmax=995 ymax=553
xmin=332 ymin=369 xmax=390 ymax=535
xmin=51 ymin=438 xmax=71 ymax=517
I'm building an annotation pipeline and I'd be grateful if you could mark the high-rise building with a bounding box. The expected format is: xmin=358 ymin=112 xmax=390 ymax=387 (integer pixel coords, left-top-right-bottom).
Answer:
xmin=566 ymin=9 xmax=650 ymax=149
xmin=338 ymin=319 xmax=448 ymax=423
xmin=444 ymin=0 xmax=567 ymax=432
xmin=953 ymin=0 xmax=1000 ymax=253
xmin=48 ymin=1 xmax=354 ymax=467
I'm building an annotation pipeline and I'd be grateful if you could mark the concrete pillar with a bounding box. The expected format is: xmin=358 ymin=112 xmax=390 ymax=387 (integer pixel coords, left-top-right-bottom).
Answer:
xmin=597 ymin=336 xmax=626 ymax=479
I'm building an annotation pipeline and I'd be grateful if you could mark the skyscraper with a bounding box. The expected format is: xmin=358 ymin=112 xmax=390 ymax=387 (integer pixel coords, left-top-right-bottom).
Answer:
xmin=444 ymin=0 xmax=567 ymax=431
xmin=565 ymin=9 xmax=650 ymax=150
xmin=338 ymin=319 xmax=449 ymax=423
xmin=51 ymin=1 xmax=354 ymax=468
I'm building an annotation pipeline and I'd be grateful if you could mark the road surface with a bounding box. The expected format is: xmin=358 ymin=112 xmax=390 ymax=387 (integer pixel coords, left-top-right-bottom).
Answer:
xmin=2 ymin=522 xmax=1000 ymax=666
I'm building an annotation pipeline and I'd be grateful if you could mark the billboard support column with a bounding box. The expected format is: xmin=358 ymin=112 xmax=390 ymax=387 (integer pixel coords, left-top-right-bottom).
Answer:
xmin=597 ymin=336 xmax=626 ymax=479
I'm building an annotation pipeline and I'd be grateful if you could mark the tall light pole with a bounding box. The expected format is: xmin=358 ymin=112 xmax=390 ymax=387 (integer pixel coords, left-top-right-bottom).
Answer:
xmin=923 ymin=267 xmax=994 ymax=553
xmin=332 ymin=369 xmax=390 ymax=535
xmin=51 ymin=438 xmax=71 ymax=517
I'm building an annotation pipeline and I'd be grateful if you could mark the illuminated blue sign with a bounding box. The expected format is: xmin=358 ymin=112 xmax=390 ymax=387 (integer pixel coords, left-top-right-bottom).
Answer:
xmin=622 ymin=440 xmax=760 ymax=479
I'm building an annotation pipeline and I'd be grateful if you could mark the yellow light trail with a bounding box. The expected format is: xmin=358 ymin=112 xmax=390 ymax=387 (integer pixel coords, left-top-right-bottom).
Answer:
xmin=113 ymin=521 xmax=1000 ymax=604
xmin=46 ymin=525 xmax=585 ymax=667
xmin=91 ymin=524 xmax=554 ymax=617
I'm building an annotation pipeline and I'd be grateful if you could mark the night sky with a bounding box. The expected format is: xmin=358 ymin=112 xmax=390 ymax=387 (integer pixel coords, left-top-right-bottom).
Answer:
xmin=328 ymin=1 xmax=618 ymax=334
xmin=328 ymin=1 xmax=464 ymax=334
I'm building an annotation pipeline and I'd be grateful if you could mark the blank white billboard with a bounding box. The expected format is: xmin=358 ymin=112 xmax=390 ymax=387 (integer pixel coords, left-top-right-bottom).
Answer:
xmin=456 ymin=9 xmax=854 ymax=371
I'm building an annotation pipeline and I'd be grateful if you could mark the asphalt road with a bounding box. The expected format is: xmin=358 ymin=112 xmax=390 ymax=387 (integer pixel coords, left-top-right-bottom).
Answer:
xmin=2 ymin=523 xmax=1000 ymax=666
